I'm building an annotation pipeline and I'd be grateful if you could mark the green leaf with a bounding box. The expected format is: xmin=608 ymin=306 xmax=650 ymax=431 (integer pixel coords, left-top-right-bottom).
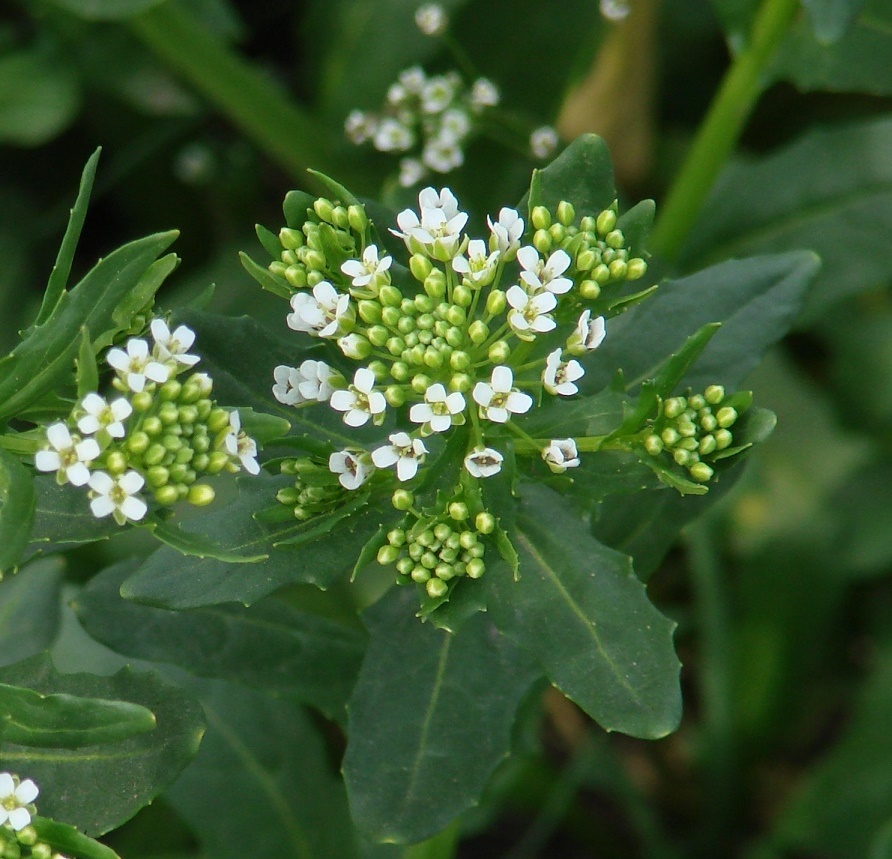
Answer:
xmin=0 ymin=230 xmax=178 ymax=425
xmin=75 ymin=561 xmax=366 ymax=721
xmin=519 ymin=387 xmax=626 ymax=440
xmin=165 ymin=678 xmax=361 ymax=859
xmin=801 ymin=0 xmax=867 ymax=43
xmin=44 ymin=0 xmax=167 ymax=19
xmin=239 ymin=251 xmax=292 ymax=299
xmin=0 ymin=654 xmax=204 ymax=834
xmin=0 ymin=558 xmax=64 ymax=668
xmin=0 ymin=449 xmax=36 ymax=576
xmin=75 ymin=327 xmax=99 ymax=399
xmin=31 ymin=818 xmax=121 ymax=859
xmin=488 ymin=484 xmax=681 ymax=739
xmin=235 ymin=407 xmax=291 ymax=443
xmin=582 ymin=252 xmax=819 ymax=396
xmin=38 ymin=148 xmax=101 ymax=327
xmin=680 ymin=117 xmax=892 ymax=321
xmin=0 ymin=681 xmax=155 ymax=748
xmin=343 ymin=588 xmax=542 ymax=843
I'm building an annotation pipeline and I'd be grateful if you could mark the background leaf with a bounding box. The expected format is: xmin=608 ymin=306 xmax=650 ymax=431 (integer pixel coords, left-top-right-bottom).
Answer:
xmin=0 ymin=558 xmax=64 ymax=667
xmin=0 ymin=448 xmax=36 ymax=575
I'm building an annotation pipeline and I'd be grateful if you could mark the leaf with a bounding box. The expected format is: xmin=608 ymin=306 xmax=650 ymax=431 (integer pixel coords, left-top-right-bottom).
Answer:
xmin=44 ymin=0 xmax=167 ymax=19
xmin=519 ymin=387 xmax=626 ymax=439
xmin=581 ymin=252 xmax=819 ymax=396
xmin=679 ymin=117 xmax=892 ymax=321
xmin=801 ymin=0 xmax=867 ymax=43
xmin=0 ymin=558 xmax=64 ymax=668
xmin=75 ymin=561 xmax=366 ymax=721
xmin=0 ymin=449 xmax=36 ymax=575
xmin=75 ymin=327 xmax=99 ymax=399
xmin=343 ymin=588 xmax=542 ymax=843
xmin=0 ymin=654 xmax=204 ymax=835
xmin=32 ymin=818 xmax=121 ymax=859
xmin=488 ymin=483 xmax=681 ymax=739
xmin=0 ymin=682 xmax=156 ymax=749
xmin=239 ymin=251 xmax=292 ymax=299
xmin=165 ymin=678 xmax=361 ymax=859
xmin=0 ymin=230 xmax=178 ymax=425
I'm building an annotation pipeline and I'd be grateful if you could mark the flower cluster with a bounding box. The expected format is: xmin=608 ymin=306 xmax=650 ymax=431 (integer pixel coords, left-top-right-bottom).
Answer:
xmin=0 ymin=772 xmax=68 ymax=859
xmin=34 ymin=320 xmax=258 ymax=525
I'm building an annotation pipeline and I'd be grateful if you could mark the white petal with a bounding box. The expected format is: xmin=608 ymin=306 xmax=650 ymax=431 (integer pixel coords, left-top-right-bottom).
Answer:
xmin=106 ymin=348 xmax=129 ymax=372
xmin=506 ymin=391 xmax=533 ymax=414
xmin=546 ymin=277 xmax=573 ymax=295
xmin=0 ymin=773 xmax=14 ymax=796
xmin=128 ymin=338 xmax=149 ymax=359
xmin=546 ymin=249 xmax=571 ymax=277
xmin=516 ymin=246 xmax=540 ymax=271
xmin=426 ymin=383 xmax=447 ymax=403
xmin=472 ymin=382 xmax=493 ymax=408
xmin=491 ymin=365 xmax=513 ymax=393
xmin=241 ymin=455 xmax=261 ymax=475
xmin=409 ymin=403 xmax=432 ymax=423
xmin=329 ymin=452 xmax=348 ymax=473
xmin=487 ymin=406 xmax=509 ymax=423
xmin=145 ymin=361 xmax=171 ymax=383
xmin=429 ymin=413 xmax=452 ymax=433
xmin=344 ymin=409 xmax=370 ymax=427
xmin=88 ymin=471 xmax=114 ymax=493
xmin=150 ymin=318 xmax=171 ymax=343
xmin=126 ymin=372 xmax=146 ymax=393
xmin=329 ymin=390 xmax=355 ymax=412
xmin=444 ymin=392 xmax=465 ymax=413
xmin=354 ymin=367 xmax=376 ymax=394
xmin=396 ymin=456 xmax=418 ymax=481
xmin=120 ymin=495 xmax=148 ymax=522
xmin=7 ymin=807 xmax=31 ymax=831
xmin=367 ymin=391 xmax=387 ymax=414
xmin=505 ymin=284 xmax=528 ymax=309
xmin=46 ymin=422 xmax=73 ymax=450
xmin=119 ymin=471 xmax=145 ymax=493
xmin=65 ymin=462 xmax=91 ymax=487
xmin=77 ymin=415 xmax=101 ymax=434
xmin=90 ymin=496 xmax=116 ymax=518
xmin=172 ymin=325 xmax=196 ymax=349
xmin=81 ymin=392 xmax=105 ymax=414
xmin=372 ymin=446 xmax=399 ymax=468
xmin=35 ymin=450 xmax=61 ymax=472
xmin=390 ymin=431 xmax=412 ymax=447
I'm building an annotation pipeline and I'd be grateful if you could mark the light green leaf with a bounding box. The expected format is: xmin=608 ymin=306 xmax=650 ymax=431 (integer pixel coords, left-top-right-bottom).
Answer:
xmin=0 ymin=449 xmax=35 ymax=576
xmin=0 ymin=558 xmax=64 ymax=668
xmin=0 ymin=654 xmax=204 ymax=834
xmin=76 ymin=561 xmax=366 ymax=721
xmin=488 ymin=483 xmax=681 ymax=739
xmin=239 ymin=251 xmax=292 ymax=299
xmin=31 ymin=818 xmax=121 ymax=859
xmin=343 ymin=588 xmax=542 ymax=843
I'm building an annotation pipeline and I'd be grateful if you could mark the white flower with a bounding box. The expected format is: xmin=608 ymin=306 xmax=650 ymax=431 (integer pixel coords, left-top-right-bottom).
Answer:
xmin=517 ymin=246 xmax=573 ymax=295
xmin=329 ymin=367 xmax=387 ymax=427
xmin=415 ymin=3 xmax=447 ymax=35
xmin=601 ymin=0 xmax=631 ymax=21
xmin=329 ymin=450 xmax=372 ymax=491
xmin=542 ymin=438 xmax=580 ymax=473
xmin=274 ymin=360 xmax=335 ymax=405
xmin=530 ymin=125 xmax=560 ymax=159
xmin=341 ymin=245 xmax=392 ymax=288
xmin=505 ymin=284 xmax=557 ymax=340
xmin=473 ymin=366 xmax=533 ymax=423
xmin=568 ymin=309 xmax=607 ymax=353
xmin=398 ymin=65 xmax=427 ymax=93
xmin=0 ymin=773 xmax=39 ymax=831
xmin=464 ymin=447 xmax=503 ymax=478
xmin=150 ymin=319 xmax=200 ymax=367
xmin=542 ymin=349 xmax=585 ymax=396
xmin=272 ymin=365 xmax=303 ymax=406
xmin=439 ymin=108 xmax=471 ymax=140
xmin=373 ymin=117 xmax=415 ymax=152
xmin=452 ymin=239 xmax=500 ymax=286
xmin=487 ymin=207 xmax=524 ymax=258
xmin=106 ymin=338 xmax=170 ymax=393
xmin=287 ymin=281 xmax=352 ymax=338
xmin=223 ymin=411 xmax=260 ymax=475
xmin=423 ymin=135 xmax=464 ymax=173
xmin=372 ymin=432 xmax=428 ymax=481
xmin=420 ymin=75 xmax=456 ymax=114
xmin=35 ymin=423 xmax=100 ymax=487
xmin=470 ymin=77 xmax=500 ymax=109
xmin=88 ymin=470 xmax=148 ymax=524
xmin=76 ymin=393 xmax=133 ymax=438
xmin=409 ymin=383 xmax=466 ymax=433
xmin=386 ymin=81 xmax=409 ymax=107
xmin=399 ymin=158 xmax=426 ymax=188
xmin=344 ymin=109 xmax=377 ymax=144
xmin=393 ymin=187 xmax=468 ymax=261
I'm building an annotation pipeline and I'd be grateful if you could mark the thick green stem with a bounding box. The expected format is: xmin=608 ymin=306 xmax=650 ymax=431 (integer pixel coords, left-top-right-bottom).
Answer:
xmin=649 ymin=0 xmax=799 ymax=259
xmin=129 ymin=1 xmax=350 ymax=193
xmin=401 ymin=819 xmax=461 ymax=859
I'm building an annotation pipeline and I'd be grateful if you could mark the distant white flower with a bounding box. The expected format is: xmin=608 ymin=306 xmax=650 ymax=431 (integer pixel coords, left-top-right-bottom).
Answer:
xmin=372 ymin=432 xmax=428 ymax=481
xmin=106 ymin=338 xmax=170 ymax=393
xmin=464 ymin=447 xmax=503 ymax=478
xmin=420 ymin=75 xmax=456 ymax=114
xmin=440 ymin=108 xmax=471 ymax=140
xmin=452 ymin=239 xmax=500 ymax=286
xmin=415 ymin=3 xmax=448 ymax=35
xmin=386 ymin=81 xmax=410 ymax=107
xmin=409 ymin=383 xmax=466 ymax=433
xmin=224 ymin=411 xmax=260 ymax=475
xmin=287 ymin=281 xmax=352 ymax=338
xmin=542 ymin=438 xmax=580 ymax=473
xmin=329 ymin=367 xmax=387 ymax=427
xmin=35 ymin=423 xmax=100 ymax=487
xmin=344 ymin=109 xmax=377 ymax=144
xmin=393 ymin=187 xmax=468 ymax=261
xmin=329 ymin=450 xmax=372 ymax=491
xmin=272 ymin=365 xmax=303 ymax=406
xmin=568 ymin=309 xmax=607 ymax=353
xmin=150 ymin=319 xmax=200 ymax=367
xmin=341 ymin=245 xmax=392 ymax=288
xmin=374 ymin=117 xmax=415 ymax=152
xmin=530 ymin=125 xmax=560 ymax=159
xmin=517 ymin=246 xmax=573 ymax=295
xmin=470 ymin=77 xmax=500 ymax=109
xmin=399 ymin=157 xmax=426 ymax=188
xmin=0 ymin=773 xmax=38 ymax=831
xmin=423 ymin=135 xmax=464 ymax=173
xmin=487 ymin=207 xmax=524 ymax=258
xmin=88 ymin=470 xmax=148 ymax=524
xmin=273 ymin=360 xmax=335 ymax=407
xmin=398 ymin=66 xmax=427 ymax=93
xmin=542 ymin=349 xmax=585 ymax=396
xmin=506 ymin=284 xmax=557 ymax=340
xmin=601 ymin=0 xmax=631 ymax=21
xmin=473 ymin=366 xmax=533 ymax=424
xmin=77 ymin=393 xmax=133 ymax=438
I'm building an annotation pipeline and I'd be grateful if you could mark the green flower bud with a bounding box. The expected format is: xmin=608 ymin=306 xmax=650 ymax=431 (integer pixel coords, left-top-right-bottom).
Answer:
xmin=533 ymin=229 xmax=552 ymax=255
xmin=411 ymin=566 xmax=431 ymax=583
xmin=367 ymin=325 xmax=389 ymax=347
xmin=644 ymin=435 xmax=664 ymax=456
xmin=313 ymin=197 xmax=335 ymax=222
xmin=158 ymin=380 xmax=181 ymax=402
xmin=391 ymin=361 xmax=410 ymax=382
xmin=421 ymin=551 xmax=438 ymax=570
xmin=475 ymin=512 xmax=495 ymax=534
xmin=396 ymin=556 xmax=414 ymax=575
xmin=440 ymin=547 xmax=458 ymax=564
xmin=285 ymin=266 xmax=308 ymax=289
xmin=713 ymin=429 xmax=733 ymax=450
xmin=716 ymin=406 xmax=738 ymax=428
xmin=424 ymin=270 xmax=447 ymax=299
xmin=433 ymin=522 xmax=452 ymax=542
xmin=423 ymin=348 xmax=444 ymax=370
xmin=449 ymin=501 xmax=469 ymax=521
xmin=698 ymin=435 xmax=717 ymax=456
xmin=192 ymin=452 xmax=210 ymax=471
xmin=377 ymin=545 xmax=400 ymax=565
xmin=281 ymin=250 xmax=299 ymax=266
xmin=131 ymin=390 xmax=154 ymax=412
xmin=144 ymin=443 xmax=167 ymax=466
xmin=435 ymin=563 xmax=455 ymax=580
xmin=488 ymin=340 xmax=511 ymax=364
xmin=127 ymin=431 xmax=150 ymax=455
xmin=700 ymin=414 xmax=718 ymax=432
xmin=331 ymin=205 xmax=349 ymax=229
xmin=426 ymin=577 xmax=448 ymax=598
xmin=188 ymin=484 xmax=216 ymax=506
xmin=279 ymin=227 xmax=303 ymax=250
xmin=417 ymin=330 xmax=433 ymax=346
xmin=550 ymin=224 xmax=567 ymax=245
xmin=579 ymin=279 xmax=601 ymax=300
xmin=388 ymin=528 xmax=406 ymax=547
xmin=411 ymin=373 xmax=432 ymax=394
xmin=485 ymin=289 xmax=507 ymax=316
xmin=347 ymin=204 xmax=368 ymax=233
xmin=468 ymin=320 xmax=489 ymax=344
xmin=663 ymin=397 xmax=687 ymax=419
xmin=169 ymin=462 xmax=189 ymax=482
xmin=592 ymin=263 xmax=611 ymax=284
xmin=154 ymin=485 xmax=180 ymax=506
xmin=385 ymin=385 xmax=406 ymax=407
xmin=416 ymin=312 xmax=435 ymax=331
xmin=660 ymin=428 xmax=679 ymax=447
xmin=690 ymin=462 xmax=715 ymax=483
xmin=576 ymin=248 xmax=598 ymax=271
xmin=365 ymin=361 xmax=386 ymax=382
xmin=449 ymin=373 xmax=472 ymax=392
xmin=380 ymin=307 xmax=400 ymax=329
xmin=678 ymin=436 xmax=698 ymax=452
xmin=459 ymin=530 xmax=478 ymax=549
xmin=445 ymin=326 xmax=465 ymax=348
xmin=15 ymin=827 xmax=38 ymax=847
xmin=466 ymin=558 xmax=486 ymax=579
xmin=449 ymin=351 xmax=471 ymax=372
xmin=596 ymin=208 xmax=617 ymax=236
xmin=31 ymin=846 xmax=52 ymax=859
xmin=410 ymin=253 xmax=433 ymax=282
xmin=175 ymin=446 xmax=194 ymax=464
xmin=605 ymin=229 xmax=625 ymax=249
xmin=178 ymin=404 xmax=199 ymax=425
xmin=626 ymin=258 xmax=647 ymax=280
xmin=147 ymin=465 xmax=170 ymax=487
xmin=358 ymin=300 xmax=382 ymax=325
xmin=556 ymin=200 xmax=575 ymax=227
xmin=704 ymin=384 xmax=725 ymax=405
xmin=208 ymin=408 xmax=230 ymax=433
xmin=163 ymin=433 xmax=183 ymax=452
xmin=608 ymin=259 xmax=628 ymax=280
xmin=379 ymin=284 xmax=403 ymax=308
xmin=307 ymin=269 xmax=326 ymax=287
xmin=393 ymin=489 xmax=414 ymax=510
xmin=277 ymin=487 xmax=302 ymax=505
xmin=531 ymin=206 xmax=551 ymax=231
xmin=269 ymin=261 xmax=288 ymax=278
xmin=453 ymin=284 xmax=473 ymax=307
xmin=303 ymin=249 xmax=327 ymax=271
xmin=409 ymin=542 xmax=424 ymax=561
xmin=673 ymin=448 xmax=691 ymax=467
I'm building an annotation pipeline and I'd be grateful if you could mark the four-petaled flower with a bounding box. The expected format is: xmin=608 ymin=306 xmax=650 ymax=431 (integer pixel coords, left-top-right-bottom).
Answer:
xmin=373 ymin=118 xmax=414 ymax=153
xmin=452 ymin=239 xmax=500 ymax=286
xmin=224 ymin=411 xmax=261 ymax=474
xmin=517 ymin=246 xmax=573 ymax=295
xmin=542 ymin=350 xmax=585 ymax=396
xmin=287 ymin=281 xmax=352 ymax=338
xmin=530 ymin=125 xmax=560 ymax=159
xmin=0 ymin=773 xmax=38 ymax=831
xmin=330 ymin=368 xmax=387 ymax=427
xmin=341 ymin=245 xmax=392 ymax=288
xmin=487 ymin=207 xmax=524 ymax=258
xmin=77 ymin=393 xmax=133 ymax=438
xmin=473 ymin=366 xmax=532 ymax=423
xmin=393 ymin=187 xmax=468 ymax=261
xmin=35 ymin=423 xmax=100 ymax=486
xmin=464 ymin=447 xmax=504 ymax=478
xmin=150 ymin=319 xmax=200 ymax=367
xmin=415 ymin=3 xmax=448 ymax=35
xmin=470 ymin=77 xmax=500 ymax=109
xmin=329 ymin=450 xmax=372 ymax=490
xmin=372 ymin=432 xmax=428 ymax=481
xmin=88 ymin=470 xmax=148 ymax=524
xmin=106 ymin=338 xmax=170 ymax=393
xmin=542 ymin=438 xmax=581 ymax=473
xmin=409 ymin=383 xmax=466 ymax=433
xmin=568 ymin=309 xmax=607 ymax=353
xmin=506 ymin=284 xmax=557 ymax=340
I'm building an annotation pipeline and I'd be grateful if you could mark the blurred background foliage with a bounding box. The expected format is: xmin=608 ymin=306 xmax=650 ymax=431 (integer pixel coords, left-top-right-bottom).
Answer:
xmin=4 ymin=0 xmax=892 ymax=856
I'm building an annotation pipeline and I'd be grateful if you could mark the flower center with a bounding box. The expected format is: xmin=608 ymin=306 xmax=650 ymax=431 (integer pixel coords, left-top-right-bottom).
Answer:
xmin=109 ymin=484 xmax=128 ymax=505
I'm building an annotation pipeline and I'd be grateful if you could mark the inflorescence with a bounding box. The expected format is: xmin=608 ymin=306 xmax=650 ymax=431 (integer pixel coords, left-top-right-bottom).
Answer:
xmin=0 ymin=772 xmax=67 ymax=859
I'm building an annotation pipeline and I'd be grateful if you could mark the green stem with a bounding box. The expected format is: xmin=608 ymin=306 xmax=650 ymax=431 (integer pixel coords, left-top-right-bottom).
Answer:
xmin=0 ymin=434 xmax=41 ymax=456
xmin=649 ymin=0 xmax=799 ymax=259
xmin=401 ymin=819 xmax=461 ymax=859
xmin=129 ymin=1 xmax=350 ymax=193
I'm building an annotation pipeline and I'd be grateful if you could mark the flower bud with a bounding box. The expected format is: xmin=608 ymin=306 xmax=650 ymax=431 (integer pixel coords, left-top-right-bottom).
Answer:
xmin=468 ymin=320 xmax=489 ymax=344
xmin=605 ymin=229 xmax=625 ymax=249
xmin=411 ymin=373 xmax=432 ymax=394
xmin=485 ymin=289 xmax=506 ymax=316
xmin=556 ymin=200 xmax=575 ymax=227
xmin=663 ymin=397 xmax=686 ymax=419
xmin=391 ymin=361 xmax=410 ymax=382
xmin=410 ymin=253 xmax=433 ymax=283
xmin=579 ymin=279 xmax=601 ymax=300
xmin=313 ymin=197 xmax=335 ymax=223
xmin=626 ymin=258 xmax=647 ymax=280
xmin=608 ymin=259 xmax=628 ymax=280
xmin=426 ymin=577 xmax=448 ymax=598
xmin=367 ymin=325 xmax=389 ymax=348
xmin=445 ymin=326 xmax=465 ymax=348
xmin=368 ymin=360 xmax=388 ymax=381
xmin=347 ymin=204 xmax=368 ymax=233
xmin=188 ymin=484 xmax=216 ymax=506
xmin=475 ymin=511 xmax=495 ymax=534
xmin=713 ymin=429 xmax=733 ymax=450
xmin=576 ymin=248 xmax=598 ymax=271
xmin=392 ymin=489 xmax=414 ymax=510
xmin=178 ymin=404 xmax=199 ymax=425
xmin=358 ymin=300 xmax=382 ymax=325
xmin=466 ymin=558 xmax=485 ymax=578
xmin=690 ymin=462 xmax=714 ymax=482
xmin=377 ymin=545 xmax=400 ymax=565
xmin=279 ymin=227 xmax=303 ymax=250
xmin=331 ymin=205 xmax=349 ymax=229
xmin=208 ymin=408 xmax=230 ymax=432
xmin=131 ymin=390 xmax=154 ymax=412
xmin=533 ymin=229 xmax=552 ymax=255
xmin=449 ymin=501 xmax=469 ymax=520
xmin=147 ymin=465 xmax=170 ymax=487
xmin=155 ymin=485 xmax=180 ymax=506
xmin=385 ymin=385 xmax=406 ymax=408
xmin=453 ymin=284 xmax=472 ymax=307
xmin=411 ymin=566 xmax=430 ymax=583
xmin=285 ymin=266 xmax=308 ymax=289
xmin=488 ymin=340 xmax=511 ymax=364
xmin=704 ymin=384 xmax=725 ymax=405
xmin=644 ymin=435 xmax=664 ymax=456
xmin=716 ymin=406 xmax=738 ymax=428
xmin=596 ymin=208 xmax=617 ymax=236
xmin=435 ymin=563 xmax=455 ymax=580
xmin=378 ymin=284 xmax=402 ymax=308
xmin=449 ymin=350 xmax=471 ymax=372
xmin=459 ymin=530 xmax=478 ymax=550
xmin=307 ymin=269 xmax=326 ymax=287
xmin=207 ymin=451 xmax=230 ymax=473
xmin=127 ymin=431 xmax=150 ymax=454
xmin=531 ymin=205 xmax=551 ymax=231
xmin=396 ymin=557 xmax=414 ymax=575
xmin=449 ymin=373 xmax=472 ymax=392
xmin=424 ymin=270 xmax=446 ymax=299
xmin=549 ymin=223 xmax=567 ymax=244
xmin=303 ymin=250 xmax=326 ymax=271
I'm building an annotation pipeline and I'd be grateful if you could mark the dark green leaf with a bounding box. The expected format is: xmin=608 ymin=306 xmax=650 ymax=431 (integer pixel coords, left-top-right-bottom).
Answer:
xmin=488 ymin=483 xmax=681 ymax=739
xmin=239 ymin=251 xmax=292 ymax=299
xmin=802 ymin=0 xmax=867 ymax=43
xmin=44 ymin=0 xmax=167 ymax=19
xmin=0 ymin=449 xmax=36 ymax=575
xmin=0 ymin=558 xmax=64 ymax=668
xmin=0 ymin=654 xmax=204 ymax=834
xmin=32 ymin=818 xmax=121 ymax=859
xmin=344 ymin=587 xmax=541 ymax=843
xmin=76 ymin=327 xmax=99 ymax=399
xmin=519 ymin=387 xmax=626 ymax=439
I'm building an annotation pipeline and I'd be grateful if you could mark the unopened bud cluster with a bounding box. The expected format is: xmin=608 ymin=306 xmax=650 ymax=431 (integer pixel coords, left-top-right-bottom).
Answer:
xmin=34 ymin=320 xmax=258 ymax=526
xmin=0 ymin=772 xmax=68 ymax=859
xmin=276 ymin=454 xmax=364 ymax=520
xmin=642 ymin=385 xmax=745 ymax=483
